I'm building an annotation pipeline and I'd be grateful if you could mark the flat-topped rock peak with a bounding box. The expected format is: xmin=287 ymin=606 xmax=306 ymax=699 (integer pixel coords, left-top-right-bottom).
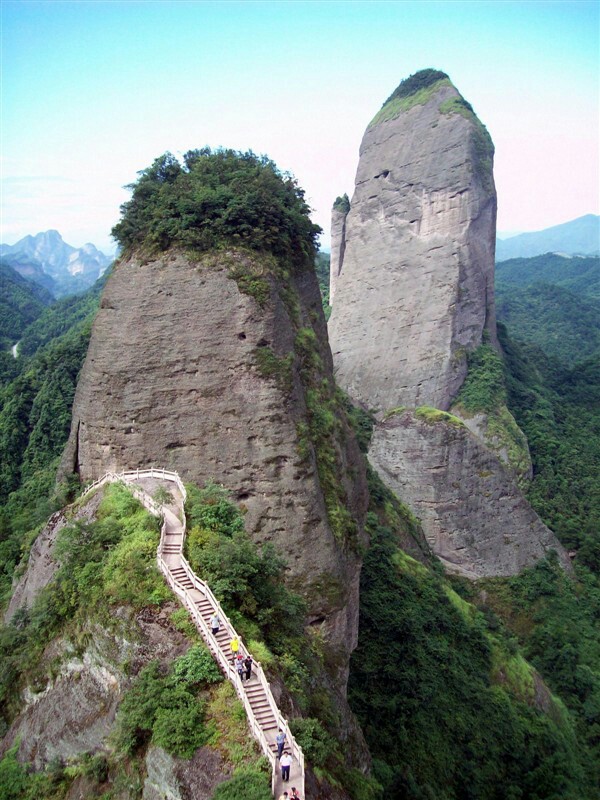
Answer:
xmin=60 ymin=248 xmax=368 ymax=678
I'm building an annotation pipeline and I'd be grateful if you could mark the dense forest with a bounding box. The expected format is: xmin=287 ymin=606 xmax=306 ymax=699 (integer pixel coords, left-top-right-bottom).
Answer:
xmin=0 ymin=263 xmax=53 ymax=352
xmin=495 ymin=254 xmax=600 ymax=364
xmin=1 ymin=228 xmax=599 ymax=799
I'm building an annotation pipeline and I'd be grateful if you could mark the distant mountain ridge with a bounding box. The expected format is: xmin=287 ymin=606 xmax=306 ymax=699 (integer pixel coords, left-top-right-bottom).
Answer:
xmin=0 ymin=230 xmax=113 ymax=297
xmin=495 ymin=252 xmax=600 ymax=364
xmin=496 ymin=214 xmax=599 ymax=261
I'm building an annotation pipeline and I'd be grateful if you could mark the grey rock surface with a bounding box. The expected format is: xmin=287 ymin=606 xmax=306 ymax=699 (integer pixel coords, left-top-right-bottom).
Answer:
xmin=326 ymin=75 xmax=569 ymax=578
xmin=328 ymin=81 xmax=497 ymax=412
xmin=369 ymin=411 xmax=571 ymax=578
xmin=59 ymin=248 xmax=368 ymax=695
xmin=143 ymin=747 xmax=182 ymax=800
xmin=0 ymin=604 xmax=189 ymax=769
xmin=330 ymin=205 xmax=348 ymax=303
xmin=142 ymin=746 xmax=231 ymax=800
xmin=4 ymin=490 xmax=104 ymax=624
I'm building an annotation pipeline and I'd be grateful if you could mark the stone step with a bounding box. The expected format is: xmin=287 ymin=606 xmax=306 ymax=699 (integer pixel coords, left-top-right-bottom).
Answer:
xmin=250 ymin=701 xmax=271 ymax=713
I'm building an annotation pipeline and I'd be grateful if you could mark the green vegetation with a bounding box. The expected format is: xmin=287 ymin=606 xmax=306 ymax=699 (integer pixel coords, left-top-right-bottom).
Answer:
xmin=185 ymin=481 xmax=305 ymax=650
xmin=211 ymin=766 xmax=271 ymax=800
xmin=0 ymin=484 xmax=168 ymax=725
xmin=315 ymin=250 xmax=331 ymax=317
xmin=455 ymin=343 xmax=506 ymax=412
xmin=452 ymin=342 xmax=531 ymax=483
xmin=497 ymin=282 xmax=600 ymax=365
xmin=382 ymin=68 xmax=450 ymax=106
xmin=476 ymin=553 xmax=600 ymax=790
xmin=414 ymin=405 xmax=464 ymax=426
xmin=333 ymin=193 xmax=350 ymax=214
xmin=112 ymin=149 xmax=321 ymax=271
xmin=113 ymin=645 xmax=222 ymax=758
xmin=348 ymin=490 xmax=591 ymax=799
xmin=289 ymin=717 xmax=333 ymax=768
xmin=495 ymin=254 xmax=600 ymax=365
xmin=0 ymin=743 xmax=72 ymax=800
xmin=17 ymin=277 xmax=104 ymax=359
xmin=369 ymin=69 xmax=465 ymax=126
xmin=226 ymin=255 xmax=272 ymax=307
xmin=184 ymin=480 xmax=380 ymax=797
xmin=439 ymin=95 xmax=494 ymax=188
xmin=0 ymin=263 xmax=53 ymax=351
xmin=295 ymin=330 xmax=359 ymax=547
xmin=370 ymin=77 xmax=451 ymax=126
xmin=253 ymin=344 xmax=293 ymax=392
xmin=498 ymin=324 xmax=600 ymax=566
xmin=0 ymin=278 xmax=100 ymax=517
xmin=0 ymin=280 xmax=101 ymax=609
xmin=496 ymin=253 xmax=600 ymax=299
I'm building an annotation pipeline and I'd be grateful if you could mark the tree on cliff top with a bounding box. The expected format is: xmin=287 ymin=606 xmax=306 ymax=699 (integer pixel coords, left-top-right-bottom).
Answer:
xmin=112 ymin=148 xmax=321 ymax=270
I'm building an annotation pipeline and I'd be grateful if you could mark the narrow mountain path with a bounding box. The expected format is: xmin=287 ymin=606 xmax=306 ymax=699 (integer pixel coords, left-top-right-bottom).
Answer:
xmin=81 ymin=468 xmax=305 ymax=798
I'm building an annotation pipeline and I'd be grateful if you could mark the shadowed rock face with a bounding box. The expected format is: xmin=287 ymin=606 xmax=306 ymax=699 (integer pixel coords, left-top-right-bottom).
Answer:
xmin=59 ymin=248 xmax=368 ymax=692
xmin=330 ymin=203 xmax=349 ymax=304
xmin=328 ymin=80 xmax=497 ymax=412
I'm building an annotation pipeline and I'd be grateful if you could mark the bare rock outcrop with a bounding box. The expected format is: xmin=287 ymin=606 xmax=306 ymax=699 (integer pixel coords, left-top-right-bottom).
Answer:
xmin=0 ymin=604 xmax=189 ymax=769
xmin=328 ymin=71 xmax=497 ymax=412
xmin=4 ymin=490 xmax=104 ymax=624
xmin=59 ymin=248 xmax=368 ymax=692
xmin=328 ymin=70 xmax=568 ymax=578
xmin=369 ymin=410 xmax=571 ymax=578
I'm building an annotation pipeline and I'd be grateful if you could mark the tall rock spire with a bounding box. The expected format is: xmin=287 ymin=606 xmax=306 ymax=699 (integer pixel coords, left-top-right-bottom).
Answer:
xmin=329 ymin=69 xmax=497 ymax=412
xmin=329 ymin=70 xmax=570 ymax=578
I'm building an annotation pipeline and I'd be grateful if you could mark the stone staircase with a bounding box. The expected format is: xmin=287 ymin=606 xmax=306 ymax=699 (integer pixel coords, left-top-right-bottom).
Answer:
xmin=80 ymin=468 xmax=305 ymax=798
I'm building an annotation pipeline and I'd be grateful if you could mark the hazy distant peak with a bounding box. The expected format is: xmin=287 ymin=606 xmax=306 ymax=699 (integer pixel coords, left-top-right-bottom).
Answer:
xmin=496 ymin=214 xmax=600 ymax=261
xmin=2 ymin=229 xmax=112 ymax=297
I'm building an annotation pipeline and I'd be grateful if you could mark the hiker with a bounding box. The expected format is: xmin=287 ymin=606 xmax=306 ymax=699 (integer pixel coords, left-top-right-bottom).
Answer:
xmin=230 ymin=636 xmax=239 ymax=662
xmin=236 ymin=653 xmax=245 ymax=681
xmin=290 ymin=788 xmax=301 ymax=800
xmin=276 ymin=728 xmax=286 ymax=759
xmin=244 ymin=654 xmax=253 ymax=681
xmin=210 ymin=612 xmax=220 ymax=635
xmin=279 ymin=793 xmax=288 ymax=800
xmin=280 ymin=751 xmax=292 ymax=782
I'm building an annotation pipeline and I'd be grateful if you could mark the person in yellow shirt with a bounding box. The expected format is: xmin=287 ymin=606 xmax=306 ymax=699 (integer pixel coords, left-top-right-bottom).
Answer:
xmin=230 ymin=636 xmax=239 ymax=662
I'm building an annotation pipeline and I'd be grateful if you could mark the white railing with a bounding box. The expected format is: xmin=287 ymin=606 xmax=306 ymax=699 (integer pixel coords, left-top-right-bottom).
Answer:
xmin=79 ymin=469 xmax=304 ymax=795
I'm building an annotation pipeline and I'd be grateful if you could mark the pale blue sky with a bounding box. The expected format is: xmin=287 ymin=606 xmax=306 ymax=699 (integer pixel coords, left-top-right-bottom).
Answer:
xmin=2 ymin=0 xmax=599 ymax=252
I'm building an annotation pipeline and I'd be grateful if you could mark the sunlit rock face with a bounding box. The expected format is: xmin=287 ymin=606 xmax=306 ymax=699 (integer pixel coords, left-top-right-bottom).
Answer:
xmin=328 ymin=72 xmax=568 ymax=578
xmin=328 ymin=76 xmax=497 ymax=412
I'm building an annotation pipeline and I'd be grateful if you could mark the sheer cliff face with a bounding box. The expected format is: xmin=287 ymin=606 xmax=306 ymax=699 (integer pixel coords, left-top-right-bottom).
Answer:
xmin=60 ymin=249 xmax=368 ymax=682
xmin=328 ymin=81 xmax=497 ymax=412
xmin=328 ymin=74 xmax=568 ymax=578
xmin=369 ymin=411 xmax=572 ymax=578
